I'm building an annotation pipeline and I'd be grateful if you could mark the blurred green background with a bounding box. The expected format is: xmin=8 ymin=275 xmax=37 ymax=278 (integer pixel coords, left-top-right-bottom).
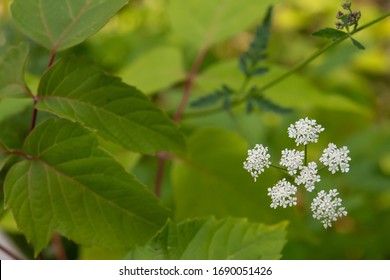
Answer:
xmin=1 ymin=0 xmax=390 ymax=259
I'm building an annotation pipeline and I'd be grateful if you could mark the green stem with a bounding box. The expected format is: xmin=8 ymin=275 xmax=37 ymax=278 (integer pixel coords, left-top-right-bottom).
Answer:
xmin=270 ymin=164 xmax=288 ymax=172
xmin=183 ymin=11 xmax=390 ymax=119
xmin=238 ymin=75 xmax=251 ymax=95
xmin=304 ymin=144 xmax=308 ymax=166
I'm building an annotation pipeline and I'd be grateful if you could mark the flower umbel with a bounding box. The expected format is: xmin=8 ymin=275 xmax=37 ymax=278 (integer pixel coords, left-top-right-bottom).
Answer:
xmin=280 ymin=149 xmax=304 ymax=175
xmin=320 ymin=143 xmax=351 ymax=174
xmin=295 ymin=161 xmax=320 ymax=192
xmin=288 ymin=117 xmax=325 ymax=146
xmin=311 ymin=189 xmax=348 ymax=229
xmin=243 ymin=144 xmax=271 ymax=182
xmin=243 ymin=117 xmax=350 ymax=229
xmin=267 ymin=178 xmax=297 ymax=209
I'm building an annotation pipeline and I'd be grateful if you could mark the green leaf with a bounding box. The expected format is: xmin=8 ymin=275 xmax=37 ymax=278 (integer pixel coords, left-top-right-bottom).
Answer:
xmin=126 ymin=217 xmax=288 ymax=260
xmin=0 ymin=43 xmax=30 ymax=98
xmin=350 ymin=37 xmax=365 ymax=50
xmin=0 ymin=154 xmax=13 ymax=173
xmin=0 ymin=98 xmax=32 ymax=123
xmin=4 ymin=119 xmax=170 ymax=255
xmin=36 ymin=58 xmax=186 ymax=155
xmin=172 ymin=127 xmax=267 ymax=220
xmin=248 ymin=94 xmax=292 ymax=114
xmin=168 ymin=0 xmax=278 ymax=50
xmin=239 ymin=7 xmax=272 ymax=77
xmin=0 ymin=107 xmax=32 ymax=150
xmin=119 ymin=46 xmax=185 ymax=95
xmin=312 ymin=28 xmax=347 ymax=41
xmin=190 ymin=85 xmax=233 ymax=108
xmin=11 ymin=0 xmax=128 ymax=52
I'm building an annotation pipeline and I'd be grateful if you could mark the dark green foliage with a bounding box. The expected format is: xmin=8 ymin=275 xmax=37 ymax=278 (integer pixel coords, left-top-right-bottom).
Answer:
xmin=239 ymin=7 xmax=273 ymax=77
xmin=247 ymin=93 xmax=292 ymax=115
xmin=350 ymin=37 xmax=365 ymax=50
xmin=312 ymin=28 xmax=347 ymax=41
xmin=190 ymin=85 xmax=233 ymax=109
xmin=0 ymin=107 xmax=31 ymax=150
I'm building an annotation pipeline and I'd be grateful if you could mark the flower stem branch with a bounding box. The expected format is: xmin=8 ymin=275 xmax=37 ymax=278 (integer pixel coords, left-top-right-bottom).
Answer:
xmin=183 ymin=11 xmax=390 ymax=119
xmin=270 ymin=164 xmax=288 ymax=171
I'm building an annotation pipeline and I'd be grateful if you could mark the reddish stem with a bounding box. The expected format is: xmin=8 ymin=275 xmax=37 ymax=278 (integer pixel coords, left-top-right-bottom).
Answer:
xmin=173 ymin=48 xmax=208 ymax=123
xmin=47 ymin=46 xmax=57 ymax=68
xmin=29 ymin=48 xmax=57 ymax=132
xmin=154 ymin=155 xmax=166 ymax=197
xmin=154 ymin=48 xmax=208 ymax=196
xmin=52 ymin=233 xmax=67 ymax=260
xmin=154 ymin=152 xmax=174 ymax=197
xmin=9 ymin=150 xmax=33 ymax=160
xmin=29 ymin=97 xmax=39 ymax=132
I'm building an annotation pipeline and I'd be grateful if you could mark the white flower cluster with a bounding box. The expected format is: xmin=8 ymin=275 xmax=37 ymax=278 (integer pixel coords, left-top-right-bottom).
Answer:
xmin=243 ymin=144 xmax=271 ymax=182
xmin=288 ymin=117 xmax=324 ymax=145
xmin=295 ymin=161 xmax=320 ymax=192
xmin=320 ymin=143 xmax=351 ymax=174
xmin=311 ymin=189 xmax=348 ymax=229
xmin=280 ymin=149 xmax=304 ymax=175
xmin=268 ymin=178 xmax=297 ymax=209
xmin=244 ymin=117 xmax=350 ymax=229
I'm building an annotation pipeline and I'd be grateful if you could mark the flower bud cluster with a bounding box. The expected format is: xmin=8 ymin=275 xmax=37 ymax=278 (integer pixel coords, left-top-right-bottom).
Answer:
xmin=243 ymin=117 xmax=350 ymax=229
xmin=335 ymin=2 xmax=361 ymax=30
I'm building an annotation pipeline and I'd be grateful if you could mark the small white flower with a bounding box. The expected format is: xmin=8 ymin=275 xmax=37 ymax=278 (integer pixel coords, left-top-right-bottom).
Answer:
xmin=267 ymin=178 xmax=297 ymax=209
xmin=295 ymin=161 xmax=321 ymax=192
xmin=320 ymin=143 xmax=351 ymax=174
xmin=311 ymin=189 xmax=348 ymax=229
xmin=243 ymin=144 xmax=271 ymax=182
xmin=288 ymin=117 xmax=325 ymax=146
xmin=280 ymin=149 xmax=305 ymax=175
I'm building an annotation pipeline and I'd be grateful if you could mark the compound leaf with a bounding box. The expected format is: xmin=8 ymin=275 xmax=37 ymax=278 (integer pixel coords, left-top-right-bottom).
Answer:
xmin=11 ymin=0 xmax=128 ymax=52
xmin=4 ymin=119 xmax=170 ymax=255
xmin=37 ymin=58 xmax=185 ymax=155
xmin=126 ymin=217 xmax=288 ymax=260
